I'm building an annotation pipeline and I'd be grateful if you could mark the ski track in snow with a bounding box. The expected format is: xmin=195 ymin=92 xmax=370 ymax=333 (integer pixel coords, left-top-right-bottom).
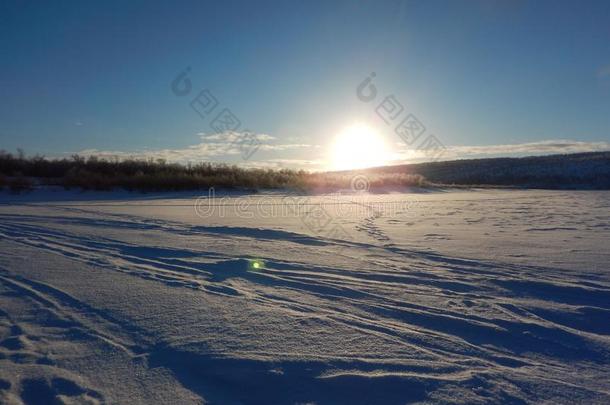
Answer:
xmin=0 ymin=189 xmax=609 ymax=404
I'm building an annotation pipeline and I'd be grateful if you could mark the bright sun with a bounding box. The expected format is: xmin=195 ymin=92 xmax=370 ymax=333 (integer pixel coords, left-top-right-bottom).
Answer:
xmin=330 ymin=124 xmax=390 ymax=170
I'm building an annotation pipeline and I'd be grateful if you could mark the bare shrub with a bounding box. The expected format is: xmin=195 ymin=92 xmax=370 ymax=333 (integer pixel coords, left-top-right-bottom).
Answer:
xmin=9 ymin=175 xmax=34 ymax=193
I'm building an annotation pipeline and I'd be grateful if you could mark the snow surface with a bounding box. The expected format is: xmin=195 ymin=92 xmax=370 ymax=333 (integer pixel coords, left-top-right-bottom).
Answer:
xmin=0 ymin=188 xmax=609 ymax=404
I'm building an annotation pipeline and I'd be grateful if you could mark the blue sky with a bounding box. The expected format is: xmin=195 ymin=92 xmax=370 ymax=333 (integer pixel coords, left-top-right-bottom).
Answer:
xmin=1 ymin=0 xmax=609 ymax=168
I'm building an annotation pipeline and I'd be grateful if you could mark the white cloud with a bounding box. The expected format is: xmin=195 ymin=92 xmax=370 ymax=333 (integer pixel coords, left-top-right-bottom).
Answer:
xmin=238 ymin=158 xmax=326 ymax=170
xmin=74 ymin=134 xmax=609 ymax=170
xmin=392 ymin=139 xmax=610 ymax=163
xmin=76 ymin=131 xmax=313 ymax=163
xmin=201 ymin=132 xmax=275 ymax=142
xmin=449 ymin=139 xmax=610 ymax=156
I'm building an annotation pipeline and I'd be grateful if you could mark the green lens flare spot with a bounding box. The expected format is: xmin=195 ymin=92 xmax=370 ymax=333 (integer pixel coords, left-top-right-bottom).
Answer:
xmin=249 ymin=259 xmax=264 ymax=271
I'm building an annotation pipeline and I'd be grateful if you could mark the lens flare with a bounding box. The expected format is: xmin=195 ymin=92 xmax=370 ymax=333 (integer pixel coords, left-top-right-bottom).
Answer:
xmin=248 ymin=259 xmax=265 ymax=271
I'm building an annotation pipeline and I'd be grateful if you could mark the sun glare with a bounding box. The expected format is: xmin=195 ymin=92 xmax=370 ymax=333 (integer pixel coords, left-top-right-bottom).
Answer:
xmin=330 ymin=124 xmax=390 ymax=170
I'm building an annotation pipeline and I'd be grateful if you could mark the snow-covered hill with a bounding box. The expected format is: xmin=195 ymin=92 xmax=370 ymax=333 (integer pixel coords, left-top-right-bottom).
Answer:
xmin=371 ymin=151 xmax=610 ymax=188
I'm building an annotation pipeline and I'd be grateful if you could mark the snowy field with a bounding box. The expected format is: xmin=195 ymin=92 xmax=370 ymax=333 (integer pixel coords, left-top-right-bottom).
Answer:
xmin=0 ymin=188 xmax=609 ymax=404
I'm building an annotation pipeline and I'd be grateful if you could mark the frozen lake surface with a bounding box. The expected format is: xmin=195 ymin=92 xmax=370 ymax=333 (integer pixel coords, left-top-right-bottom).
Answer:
xmin=0 ymin=189 xmax=609 ymax=404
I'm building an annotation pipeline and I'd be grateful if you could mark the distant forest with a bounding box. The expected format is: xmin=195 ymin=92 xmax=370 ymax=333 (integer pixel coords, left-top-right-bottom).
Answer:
xmin=363 ymin=151 xmax=610 ymax=190
xmin=0 ymin=150 xmax=609 ymax=192
xmin=0 ymin=150 xmax=425 ymax=192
